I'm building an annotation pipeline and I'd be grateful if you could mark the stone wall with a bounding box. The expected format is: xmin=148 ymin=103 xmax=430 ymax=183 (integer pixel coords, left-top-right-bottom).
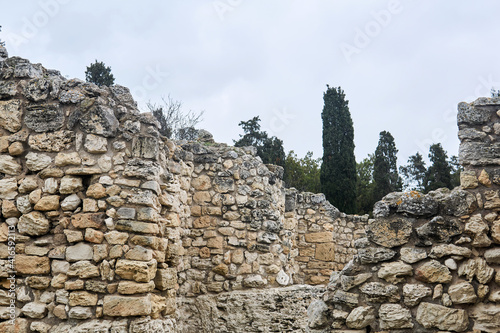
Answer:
xmin=305 ymin=98 xmax=500 ymax=332
xmin=0 ymin=48 xmax=364 ymax=332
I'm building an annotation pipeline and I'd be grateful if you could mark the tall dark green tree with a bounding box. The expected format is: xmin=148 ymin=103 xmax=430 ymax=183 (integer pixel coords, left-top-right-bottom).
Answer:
xmin=424 ymin=143 xmax=453 ymax=192
xmin=234 ymin=116 xmax=285 ymax=167
xmin=399 ymin=152 xmax=427 ymax=192
xmin=85 ymin=60 xmax=115 ymax=87
xmin=373 ymin=131 xmax=401 ymax=201
xmin=449 ymin=155 xmax=462 ymax=189
xmin=320 ymin=85 xmax=357 ymax=213
xmin=356 ymin=154 xmax=375 ymax=215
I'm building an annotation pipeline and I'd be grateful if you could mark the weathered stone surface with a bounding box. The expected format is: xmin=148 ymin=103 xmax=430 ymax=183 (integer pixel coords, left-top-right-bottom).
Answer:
xmin=79 ymin=105 xmax=119 ymax=137
xmin=366 ymin=217 xmax=412 ymax=248
xmin=307 ymin=300 xmax=329 ymax=329
xmin=416 ymin=216 xmax=462 ymax=245
xmin=66 ymin=242 xmax=93 ymax=262
xmin=103 ymin=294 xmax=152 ymax=316
xmin=0 ymin=178 xmax=18 ymax=200
xmin=484 ymin=247 xmax=500 ymax=264
xmin=15 ymin=255 xmax=50 ymax=274
xmin=429 ymin=244 xmax=472 ymax=258
xmin=416 ymin=302 xmax=469 ymax=332
xmin=0 ymin=81 xmax=17 ymax=99
xmin=346 ymin=306 xmax=375 ymax=329
xmin=118 ymin=281 xmax=155 ymax=294
xmin=242 ymin=274 xmax=267 ymax=288
xmin=0 ymin=99 xmax=22 ymax=132
xmin=359 ymin=282 xmax=400 ymax=303
xmin=448 ymin=281 xmax=477 ymax=304
xmin=396 ymin=191 xmax=439 ymax=216
xmin=18 ymin=211 xmax=49 ymax=236
xmin=132 ymin=136 xmax=159 ymax=159
xmin=28 ymin=130 xmax=74 ymax=152
xmin=457 ymin=102 xmax=492 ymax=125
xmin=60 ymin=194 xmax=81 ymax=210
xmin=400 ymin=247 xmax=427 ymax=264
xmin=358 ymin=247 xmax=396 ymax=264
xmin=21 ymin=302 xmax=47 ymax=318
xmin=458 ymin=257 xmax=495 ymax=284
xmin=84 ymin=134 xmax=108 ymax=153
xmin=379 ymin=303 xmax=413 ymax=329
xmin=71 ymin=213 xmax=104 ymax=229
xmin=326 ymin=289 xmax=359 ymax=307
xmin=465 ymin=214 xmax=492 ymax=247
xmin=67 ymin=306 xmax=93 ymax=319
xmin=115 ymin=259 xmax=157 ymax=282
xmin=26 ymin=152 xmax=52 ymax=171
xmin=403 ymin=283 xmax=431 ymax=307
xmin=378 ymin=261 xmax=413 ymax=284
xmin=315 ymin=243 xmax=335 ymax=261
xmin=25 ymin=104 xmax=64 ymax=132
xmin=340 ymin=273 xmax=372 ymax=291
xmin=116 ymin=220 xmax=159 ymax=234
xmin=69 ymin=291 xmax=98 ymax=306
xmin=66 ymin=261 xmax=99 ymax=279
xmin=471 ymin=303 xmax=500 ymax=332
xmin=440 ymin=188 xmax=477 ymax=216
xmin=0 ymin=155 xmax=22 ymax=175
xmin=34 ymin=195 xmax=60 ymax=211
xmin=460 ymin=170 xmax=479 ymax=188
xmin=415 ymin=260 xmax=452 ymax=283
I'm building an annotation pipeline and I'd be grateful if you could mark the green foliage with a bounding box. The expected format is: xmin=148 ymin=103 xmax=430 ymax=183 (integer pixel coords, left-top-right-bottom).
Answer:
xmin=373 ymin=130 xmax=401 ymax=201
xmin=449 ymin=155 xmax=462 ymax=188
xmin=234 ymin=116 xmax=285 ymax=166
xmin=149 ymin=96 xmax=204 ymax=140
xmin=356 ymin=154 xmax=375 ymax=215
xmin=491 ymin=87 xmax=500 ymax=97
xmin=283 ymin=151 xmax=321 ymax=193
xmin=424 ymin=143 xmax=453 ymax=192
xmin=320 ymin=85 xmax=357 ymax=213
xmin=400 ymin=152 xmax=427 ymax=191
xmin=85 ymin=60 xmax=115 ymax=87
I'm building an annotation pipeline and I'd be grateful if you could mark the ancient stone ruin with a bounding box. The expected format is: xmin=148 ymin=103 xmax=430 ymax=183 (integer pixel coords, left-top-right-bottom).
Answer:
xmin=0 ymin=46 xmax=499 ymax=332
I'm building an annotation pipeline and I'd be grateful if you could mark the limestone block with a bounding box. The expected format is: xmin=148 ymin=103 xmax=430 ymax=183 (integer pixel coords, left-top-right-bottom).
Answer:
xmin=359 ymin=282 xmax=400 ymax=303
xmin=191 ymin=175 xmax=211 ymax=190
xmin=403 ymin=283 xmax=431 ymax=307
xmin=377 ymin=261 xmax=413 ymax=284
xmin=304 ymin=232 xmax=332 ymax=243
xmin=416 ymin=302 xmax=468 ymax=332
xmin=307 ymin=300 xmax=329 ymax=329
xmin=448 ymin=281 xmax=477 ymax=304
xmin=18 ymin=211 xmax=49 ymax=236
xmin=104 ymin=230 xmax=129 ymax=245
xmin=346 ymin=306 xmax=375 ymax=329
xmin=60 ymin=194 xmax=81 ymax=211
xmin=0 ymin=178 xmax=18 ymax=200
xmin=125 ymin=246 xmax=153 ymax=261
xmin=415 ymin=260 xmax=452 ymax=283
xmin=471 ymin=303 xmax=500 ymax=332
xmin=21 ymin=302 xmax=47 ymax=319
xmin=86 ymin=183 xmax=107 ymax=199
xmin=154 ymin=268 xmax=178 ymax=290
xmin=28 ymin=130 xmax=74 ymax=152
xmin=84 ymin=134 xmax=108 ymax=153
xmin=59 ymin=176 xmax=83 ymax=194
xmin=340 ymin=273 xmax=372 ymax=291
xmin=115 ymin=259 xmax=157 ymax=282
xmin=0 ymin=155 xmax=22 ymax=175
xmin=429 ymin=244 xmax=471 ymax=258
xmin=366 ymin=217 xmax=412 ymax=248
xmin=79 ymin=105 xmax=119 ymax=138
xmin=67 ymin=306 xmax=93 ymax=319
xmin=85 ymin=228 xmax=104 ymax=244
xmin=26 ymin=152 xmax=52 ymax=171
xmin=458 ymin=257 xmax=495 ymax=284
xmin=69 ymin=291 xmax=98 ymax=306
xmin=66 ymin=242 xmax=93 ymax=262
xmin=25 ymin=104 xmax=64 ymax=132
xmin=34 ymin=195 xmax=60 ymax=211
xmin=118 ymin=281 xmax=155 ymax=294
xmin=0 ymin=99 xmax=22 ymax=132
xmin=71 ymin=213 xmax=104 ymax=229
xmin=116 ymin=220 xmax=159 ymax=234
xmin=416 ymin=216 xmax=462 ymax=245
xmin=242 ymin=275 xmax=267 ymax=288
xmin=358 ymin=247 xmax=396 ymax=264
xmin=132 ymin=136 xmax=159 ymax=159
xmin=379 ymin=303 xmax=413 ymax=329
xmin=103 ymin=294 xmax=152 ymax=316
xmin=460 ymin=170 xmax=479 ymax=188
xmin=315 ymin=243 xmax=335 ymax=261
xmin=55 ymin=152 xmax=81 ymax=166
xmin=66 ymin=261 xmax=100 ymax=279
xmin=484 ymin=247 xmax=500 ymax=264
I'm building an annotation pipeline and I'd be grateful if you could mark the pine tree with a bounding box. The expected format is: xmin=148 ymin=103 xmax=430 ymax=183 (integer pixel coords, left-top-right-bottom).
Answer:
xmin=85 ymin=60 xmax=115 ymax=87
xmin=234 ymin=116 xmax=285 ymax=167
xmin=320 ymin=85 xmax=357 ymax=213
xmin=373 ymin=131 xmax=401 ymax=201
xmin=424 ymin=143 xmax=453 ymax=192
xmin=400 ymin=152 xmax=427 ymax=192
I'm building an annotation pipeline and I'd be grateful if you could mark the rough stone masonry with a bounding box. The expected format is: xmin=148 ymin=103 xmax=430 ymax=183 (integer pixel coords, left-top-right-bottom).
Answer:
xmin=0 ymin=43 xmax=499 ymax=333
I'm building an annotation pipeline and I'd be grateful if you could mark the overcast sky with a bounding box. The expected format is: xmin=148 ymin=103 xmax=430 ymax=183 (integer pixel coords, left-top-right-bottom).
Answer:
xmin=2 ymin=1 xmax=500 ymax=167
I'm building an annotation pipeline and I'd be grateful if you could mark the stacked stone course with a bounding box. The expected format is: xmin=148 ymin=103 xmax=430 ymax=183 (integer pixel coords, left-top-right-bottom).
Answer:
xmin=305 ymin=98 xmax=500 ymax=332
xmin=0 ymin=48 xmax=365 ymax=332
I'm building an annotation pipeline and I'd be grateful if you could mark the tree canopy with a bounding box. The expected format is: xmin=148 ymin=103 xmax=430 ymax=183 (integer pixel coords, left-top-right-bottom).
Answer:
xmin=284 ymin=151 xmax=321 ymax=193
xmin=85 ymin=60 xmax=115 ymax=87
xmin=320 ymin=85 xmax=357 ymax=213
xmin=234 ymin=116 xmax=285 ymax=167
xmin=424 ymin=143 xmax=453 ymax=192
xmin=399 ymin=152 xmax=427 ymax=192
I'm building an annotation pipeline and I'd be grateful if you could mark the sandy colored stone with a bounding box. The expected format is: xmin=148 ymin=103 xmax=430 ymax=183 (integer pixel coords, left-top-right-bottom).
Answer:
xmin=315 ymin=243 xmax=335 ymax=261
xmin=366 ymin=217 xmax=412 ymax=248
xmin=69 ymin=291 xmax=98 ymax=306
xmin=0 ymin=99 xmax=22 ymax=132
xmin=378 ymin=261 xmax=413 ymax=284
xmin=115 ymin=259 xmax=157 ymax=282
xmin=103 ymin=294 xmax=152 ymax=316
xmin=87 ymin=183 xmax=107 ymax=199
xmin=416 ymin=302 xmax=468 ymax=332
xmin=33 ymin=195 xmax=60 ymax=211
xmin=154 ymin=268 xmax=177 ymax=290
xmin=0 ymin=155 xmax=22 ymax=175
xmin=15 ymin=255 xmax=50 ymax=274
xmin=304 ymin=232 xmax=332 ymax=243
xmin=2 ymin=199 xmax=20 ymax=218
xmin=415 ymin=260 xmax=452 ymax=283
xmin=191 ymin=175 xmax=212 ymax=190
xmin=18 ymin=211 xmax=50 ymax=236
xmin=55 ymin=152 xmax=81 ymax=166
xmin=72 ymin=213 xmax=104 ymax=229
xmin=66 ymin=261 xmax=100 ymax=279
xmin=59 ymin=176 xmax=83 ymax=194
xmin=85 ymin=228 xmax=104 ymax=244
xmin=104 ymin=230 xmax=129 ymax=244
xmin=448 ymin=281 xmax=477 ymax=304
xmin=118 ymin=281 xmax=155 ymax=294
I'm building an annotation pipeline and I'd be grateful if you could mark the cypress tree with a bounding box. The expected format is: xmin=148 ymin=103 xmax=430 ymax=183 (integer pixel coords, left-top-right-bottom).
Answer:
xmin=424 ymin=143 xmax=453 ymax=192
xmin=373 ymin=130 xmax=401 ymax=201
xmin=320 ymin=85 xmax=357 ymax=213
